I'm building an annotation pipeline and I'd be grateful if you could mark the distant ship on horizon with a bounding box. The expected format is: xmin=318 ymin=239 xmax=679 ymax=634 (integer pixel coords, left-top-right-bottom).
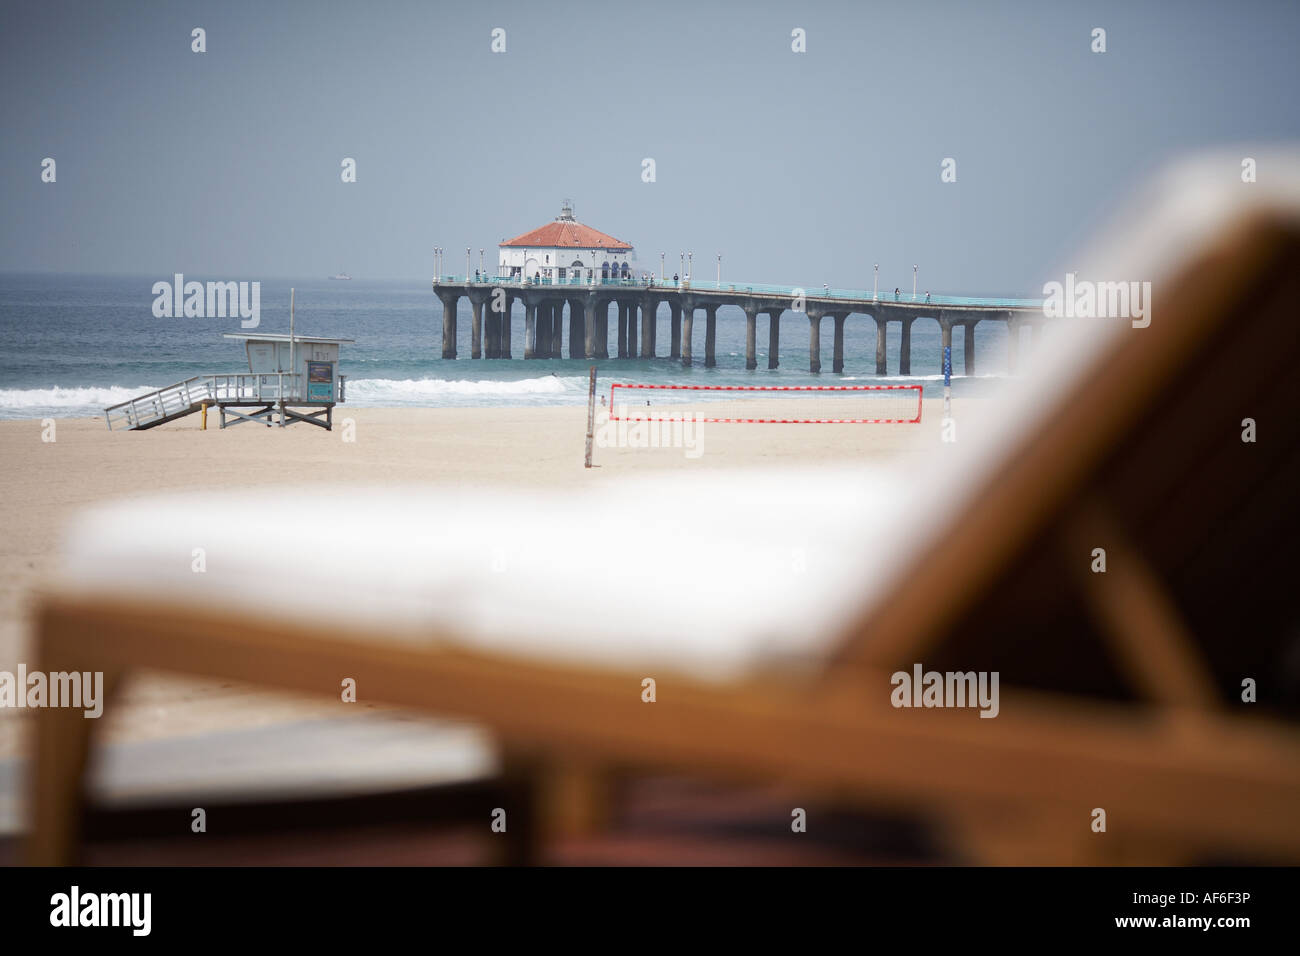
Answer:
xmin=329 ymin=272 xmax=352 ymax=280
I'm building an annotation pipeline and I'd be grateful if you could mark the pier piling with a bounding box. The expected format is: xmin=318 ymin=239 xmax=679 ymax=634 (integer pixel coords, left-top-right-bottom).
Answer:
xmin=899 ymin=317 xmax=914 ymax=376
xmin=744 ymin=308 xmax=758 ymax=370
xmin=640 ymin=303 xmax=653 ymax=358
xmin=875 ymin=317 xmax=887 ymax=375
xmin=569 ymin=302 xmax=584 ymax=360
xmin=471 ymin=299 xmax=484 ymax=360
xmin=438 ymin=293 xmax=458 ymax=360
xmin=584 ymin=300 xmax=596 ymax=359
xmin=808 ymin=311 xmax=823 ymax=373
xmin=502 ymin=297 xmax=513 ymax=358
xmin=593 ymin=301 xmax=608 ymax=359
xmin=704 ymin=306 xmax=717 ymax=368
xmin=832 ymin=314 xmax=847 ymax=374
xmin=682 ymin=307 xmax=694 ymax=367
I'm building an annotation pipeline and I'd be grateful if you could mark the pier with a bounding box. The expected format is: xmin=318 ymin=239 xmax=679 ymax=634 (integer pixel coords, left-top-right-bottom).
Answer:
xmin=433 ymin=277 xmax=1044 ymax=374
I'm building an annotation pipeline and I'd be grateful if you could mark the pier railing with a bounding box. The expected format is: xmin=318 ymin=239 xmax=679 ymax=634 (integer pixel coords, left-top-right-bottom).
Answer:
xmin=104 ymin=372 xmax=318 ymax=430
xmin=435 ymin=274 xmax=1041 ymax=309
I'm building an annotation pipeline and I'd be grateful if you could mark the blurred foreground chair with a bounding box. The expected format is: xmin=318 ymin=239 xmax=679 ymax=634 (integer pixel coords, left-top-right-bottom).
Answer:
xmin=29 ymin=153 xmax=1300 ymax=864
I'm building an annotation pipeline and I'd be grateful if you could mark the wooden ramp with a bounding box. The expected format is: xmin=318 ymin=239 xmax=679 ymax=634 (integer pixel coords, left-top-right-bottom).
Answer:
xmin=105 ymin=373 xmax=338 ymax=431
xmin=104 ymin=376 xmax=214 ymax=430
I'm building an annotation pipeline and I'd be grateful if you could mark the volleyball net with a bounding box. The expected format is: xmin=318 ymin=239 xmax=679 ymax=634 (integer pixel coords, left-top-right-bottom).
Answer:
xmin=606 ymin=383 xmax=923 ymax=424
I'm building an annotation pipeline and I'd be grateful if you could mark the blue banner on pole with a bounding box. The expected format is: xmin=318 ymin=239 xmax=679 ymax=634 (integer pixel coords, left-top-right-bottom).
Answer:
xmin=943 ymin=345 xmax=952 ymax=387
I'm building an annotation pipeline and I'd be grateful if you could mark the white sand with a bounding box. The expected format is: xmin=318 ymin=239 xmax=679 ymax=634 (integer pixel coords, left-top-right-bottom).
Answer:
xmin=0 ymin=400 xmax=962 ymax=759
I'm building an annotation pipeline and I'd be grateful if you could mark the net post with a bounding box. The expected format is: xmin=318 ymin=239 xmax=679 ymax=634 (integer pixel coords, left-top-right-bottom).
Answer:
xmin=584 ymin=365 xmax=597 ymax=468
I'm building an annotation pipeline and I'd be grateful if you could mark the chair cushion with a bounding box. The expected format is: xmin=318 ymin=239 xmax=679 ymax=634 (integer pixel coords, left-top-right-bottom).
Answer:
xmin=57 ymin=467 xmax=910 ymax=682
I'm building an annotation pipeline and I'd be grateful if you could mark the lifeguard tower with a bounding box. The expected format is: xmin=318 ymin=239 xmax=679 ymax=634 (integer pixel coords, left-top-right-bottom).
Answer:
xmin=104 ymin=331 xmax=353 ymax=431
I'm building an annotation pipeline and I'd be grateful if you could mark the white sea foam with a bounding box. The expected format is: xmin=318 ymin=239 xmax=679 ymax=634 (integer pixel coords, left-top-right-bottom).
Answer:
xmin=0 ymin=385 xmax=158 ymax=413
xmin=0 ymin=377 xmax=588 ymax=418
xmin=345 ymin=376 xmax=581 ymax=404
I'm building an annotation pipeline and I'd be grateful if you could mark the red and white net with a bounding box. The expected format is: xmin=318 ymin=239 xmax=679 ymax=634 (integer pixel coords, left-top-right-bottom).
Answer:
xmin=606 ymin=384 xmax=923 ymax=424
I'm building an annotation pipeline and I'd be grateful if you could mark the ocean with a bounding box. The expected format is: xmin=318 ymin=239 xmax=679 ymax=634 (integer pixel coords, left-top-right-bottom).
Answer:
xmin=0 ymin=273 xmax=1015 ymax=420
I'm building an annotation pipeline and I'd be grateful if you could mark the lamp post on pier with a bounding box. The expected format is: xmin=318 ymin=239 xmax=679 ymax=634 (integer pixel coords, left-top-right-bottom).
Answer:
xmin=874 ymin=263 xmax=879 ymax=300
xmin=913 ymin=264 xmax=918 ymax=301
xmin=717 ymin=252 xmax=721 ymax=284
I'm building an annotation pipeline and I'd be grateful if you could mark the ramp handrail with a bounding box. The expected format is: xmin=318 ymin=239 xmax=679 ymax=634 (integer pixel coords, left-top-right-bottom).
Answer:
xmin=104 ymin=373 xmax=306 ymax=430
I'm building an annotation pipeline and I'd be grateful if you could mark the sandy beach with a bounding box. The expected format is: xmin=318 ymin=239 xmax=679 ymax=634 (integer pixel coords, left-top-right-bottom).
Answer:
xmin=0 ymin=399 xmax=962 ymax=763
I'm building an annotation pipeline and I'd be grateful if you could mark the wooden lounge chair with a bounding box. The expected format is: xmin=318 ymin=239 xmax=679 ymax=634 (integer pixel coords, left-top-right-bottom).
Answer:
xmin=27 ymin=153 xmax=1300 ymax=864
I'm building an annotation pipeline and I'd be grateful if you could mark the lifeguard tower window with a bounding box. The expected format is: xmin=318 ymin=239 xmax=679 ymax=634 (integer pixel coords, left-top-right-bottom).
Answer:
xmin=102 ymin=333 xmax=355 ymax=431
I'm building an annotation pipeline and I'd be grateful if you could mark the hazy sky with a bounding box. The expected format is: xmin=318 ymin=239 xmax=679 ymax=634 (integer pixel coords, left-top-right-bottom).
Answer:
xmin=3 ymin=0 xmax=1298 ymax=294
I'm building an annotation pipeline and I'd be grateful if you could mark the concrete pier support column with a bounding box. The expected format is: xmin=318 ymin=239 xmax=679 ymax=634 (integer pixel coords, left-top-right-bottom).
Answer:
xmin=471 ymin=299 xmax=484 ymax=360
xmin=681 ymin=308 xmax=694 ymax=367
xmin=627 ymin=305 xmax=638 ymax=358
xmin=670 ymin=304 xmax=682 ymax=359
xmin=537 ymin=304 xmax=550 ymax=358
xmin=704 ymin=306 xmax=717 ymax=368
xmin=486 ymin=306 xmax=500 ymax=359
xmin=807 ymin=311 xmax=823 ymax=373
xmin=640 ymin=303 xmax=653 ymax=358
xmin=595 ymin=301 xmax=609 ymax=359
xmin=524 ymin=302 xmax=537 ymax=359
xmin=647 ymin=303 xmax=657 ymax=356
xmin=583 ymin=300 xmax=596 ymax=359
xmin=569 ymin=302 xmax=584 ymax=359
xmin=939 ymin=317 xmax=952 ymax=376
xmin=899 ymin=317 xmax=914 ymax=376
xmin=501 ymin=297 xmax=512 ymax=359
xmin=744 ymin=308 xmax=758 ymax=370
xmin=438 ymin=294 xmax=458 ymax=359
xmin=832 ymin=314 xmax=847 ymax=373
xmin=617 ymin=304 xmax=628 ymax=359
xmin=768 ymin=310 xmax=781 ymax=369
xmin=964 ymin=320 xmax=977 ymax=375
xmin=1007 ymin=315 xmax=1020 ymax=373
xmin=874 ymin=316 xmax=887 ymax=375
xmin=553 ymin=303 xmax=565 ymax=359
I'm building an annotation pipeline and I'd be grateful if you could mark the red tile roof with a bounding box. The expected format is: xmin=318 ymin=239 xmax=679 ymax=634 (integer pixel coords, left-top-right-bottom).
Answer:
xmin=501 ymin=220 xmax=632 ymax=250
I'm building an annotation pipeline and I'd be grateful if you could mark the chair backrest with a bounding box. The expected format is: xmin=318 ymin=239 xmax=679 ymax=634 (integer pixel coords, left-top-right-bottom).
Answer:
xmin=827 ymin=152 xmax=1300 ymax=718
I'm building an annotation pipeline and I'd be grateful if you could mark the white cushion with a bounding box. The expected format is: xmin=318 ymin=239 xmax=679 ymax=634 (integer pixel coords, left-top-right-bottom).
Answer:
xmin=58 ymin=467 xmax=910 ymax=682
